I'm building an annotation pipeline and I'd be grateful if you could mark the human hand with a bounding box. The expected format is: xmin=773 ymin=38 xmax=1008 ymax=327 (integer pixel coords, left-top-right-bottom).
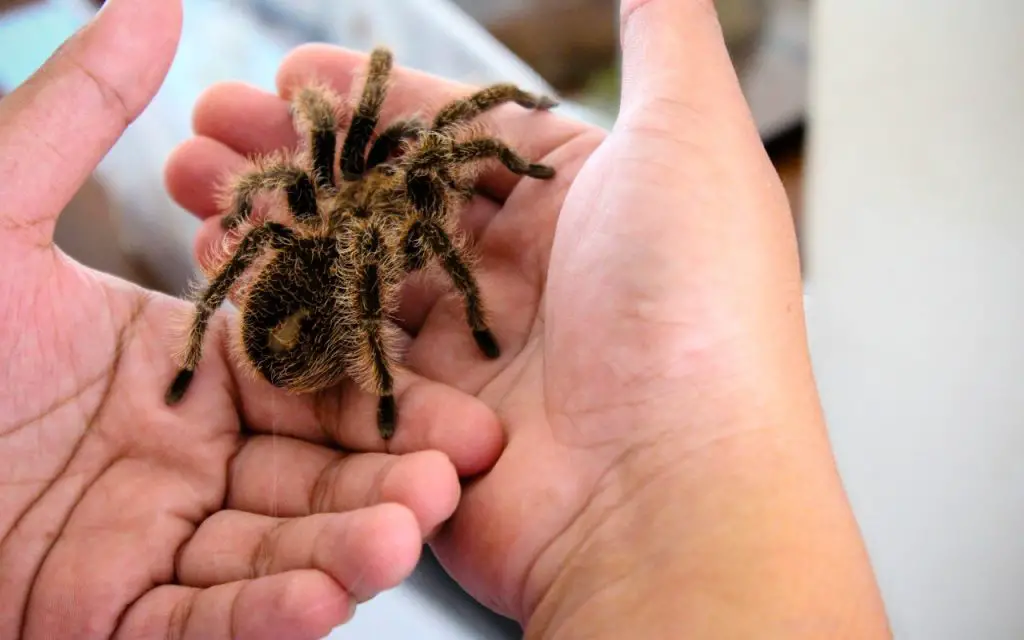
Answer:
xmin=171 ymin=0 xmax=889 ymax=636
xmin=0 ymin=2 xmax=503 ymax=638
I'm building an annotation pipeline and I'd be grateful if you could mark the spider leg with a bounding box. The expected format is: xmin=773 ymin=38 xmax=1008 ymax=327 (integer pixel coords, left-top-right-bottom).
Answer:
xmin=365 ymin=117 xmax=426 ymax=170
xmin=417 ymin=222 xmax=500 ymax=359
xmin=450 ymin=137 xmax=556 ymax=180
xmin=165 ymin=222 xmax=294 ymax=404
xmin=351 ymin=222 xmax=401 ymax=439
xmin=220 ymin=159 xmax=318 ymax=231
xmin=434 ymin=164 xmax=476 ymax=203
xmin=399 ymin=219 xmax=428 ymax=272
xmin=340 ymin=47 xmax=394 ymax=180
xmin=446 ymin=177 xmax=476 ymax=203
xmin=291 ymin=85 xmax=342 ymax=193
xmin=431 ymin=83 xmax=558 ymax=134
xmin=401 ymin=136 xmax=553 ymax=222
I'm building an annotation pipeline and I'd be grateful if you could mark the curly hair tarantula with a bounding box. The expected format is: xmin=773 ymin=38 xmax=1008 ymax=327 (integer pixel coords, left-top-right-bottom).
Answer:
xmin=163 ymin=46 xmax=558 ymax=440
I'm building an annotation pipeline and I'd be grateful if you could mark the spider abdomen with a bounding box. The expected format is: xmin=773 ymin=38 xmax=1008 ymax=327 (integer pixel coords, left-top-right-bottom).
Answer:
xmin=239 ymin=239 xmax=351 ymax=393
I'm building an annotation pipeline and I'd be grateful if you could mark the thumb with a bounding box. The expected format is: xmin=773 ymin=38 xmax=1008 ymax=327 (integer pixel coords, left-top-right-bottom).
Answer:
xmin=604 ymin=1 xmax=800 ymax=316
xmin=616 ymin=0 xmax=761 ymax=146
xmin=0 ymin=0 xmax=182 ymax=246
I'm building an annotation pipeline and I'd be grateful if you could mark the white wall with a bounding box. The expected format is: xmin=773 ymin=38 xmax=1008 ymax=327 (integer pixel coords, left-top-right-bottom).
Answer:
xmin=803 ymin=1 xmax=1024 ymax=638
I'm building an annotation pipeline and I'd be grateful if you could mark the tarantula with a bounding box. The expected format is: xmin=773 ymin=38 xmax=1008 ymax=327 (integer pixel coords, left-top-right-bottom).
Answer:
xmin=164 ymin=46 xmax=558 ymax=440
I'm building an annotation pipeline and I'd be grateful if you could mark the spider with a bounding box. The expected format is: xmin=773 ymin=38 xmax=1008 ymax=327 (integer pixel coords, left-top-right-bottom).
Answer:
xmin=163 ymin=46 xmax=558 ymax=440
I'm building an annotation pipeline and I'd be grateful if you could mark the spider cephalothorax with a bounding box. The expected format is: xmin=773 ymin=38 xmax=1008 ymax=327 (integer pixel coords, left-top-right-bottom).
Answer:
xmin=164 ymin=46 xmax=558 ymax=440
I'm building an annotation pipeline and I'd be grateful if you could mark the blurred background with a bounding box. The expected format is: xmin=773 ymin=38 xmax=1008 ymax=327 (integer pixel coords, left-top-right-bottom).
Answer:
xmin=5 ymin=2 xmax=1023 ymax=640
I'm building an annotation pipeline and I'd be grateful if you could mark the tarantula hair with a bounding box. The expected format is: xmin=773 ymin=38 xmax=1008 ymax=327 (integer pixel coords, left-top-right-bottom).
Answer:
xmin=163 ymin=46 xmax=558 ymax=440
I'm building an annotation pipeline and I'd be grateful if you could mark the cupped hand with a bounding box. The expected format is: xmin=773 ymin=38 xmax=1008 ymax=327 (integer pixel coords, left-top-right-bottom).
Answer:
xmin=170 ymin=0 xmax=844 ymax=632
xmin=0 ymin=2 xmax=503 ymax=638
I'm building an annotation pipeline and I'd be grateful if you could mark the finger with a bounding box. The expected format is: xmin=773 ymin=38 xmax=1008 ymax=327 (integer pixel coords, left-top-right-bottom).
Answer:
xmin=175 ymin=506 xmax=421 ymax=603
xmin=236 ymin=362 xmax=503 ymax=473
xmin=617 ymin=0 xmax=760 ymax=146
xmin=115 ymin=570 xmax=353 ymax=640
xmin=191 ymin=81 xmax=301 ymax=158
xmin=0 ymin=0 xmax=181 ymax=245
xmin=164 ymin=136 xmax=247 ymax=220
xmin=613 ymin=0 xmax=791 ymax=240
xmin=226 ymin=436 xmax=460 ymax=536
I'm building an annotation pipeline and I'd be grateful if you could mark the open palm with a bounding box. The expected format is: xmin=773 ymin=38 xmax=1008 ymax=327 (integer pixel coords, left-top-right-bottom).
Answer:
xmin=0 ymin=3 xmax=502 ymax=638
xmin=171 ymin=0 xmax=819 ymax=628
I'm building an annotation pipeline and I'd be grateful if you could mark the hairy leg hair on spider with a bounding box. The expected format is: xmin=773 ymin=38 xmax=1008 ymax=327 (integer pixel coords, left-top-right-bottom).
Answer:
xmin=219 ymin=81 xmax=344 ymax=231
xmin=218 ymin=154 xmax=318 ymax=231
xmin=165 ymin=45 xmax=559 ymax=441
xmin=165 ymin=220 xmax=294 ymax=404
xmin=393 ymin=131 xmax=556 ymax=358
xmin=341 ymin=47 xmax=394 ymax=180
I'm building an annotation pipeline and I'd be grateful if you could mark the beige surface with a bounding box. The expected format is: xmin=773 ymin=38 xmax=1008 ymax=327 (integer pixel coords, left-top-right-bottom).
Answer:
xmin=805 ymin=1 xmax=1024 ymax=637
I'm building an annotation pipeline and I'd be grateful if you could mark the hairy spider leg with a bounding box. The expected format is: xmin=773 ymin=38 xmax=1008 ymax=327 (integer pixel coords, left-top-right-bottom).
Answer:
xmin=398 ymin=219 xmax=428 ymax=272
xmin=349 ymin=221 xmax=402 ymax=439
xmin=397 ymin=134 xmax=557 ymax=359
xmin=340 ymin=47 xmax=394 ymax=180
xmin=425 ymin=83 xmax=557 ymax=205
xmin=443 ymin=137 xmax=554 ymax=205
xmin=165 ymin=221 xmax=294 ymax=404
xmin=400 ymin=135 xmax=555 ymax=217
xmin=399 ymin=145 xmax=499 ymax=357
xmin=421 ymin=222 xmax=499 ymax=359
xmin=291 ymin=85 xmax=343 ymax=193
xmin=449 ymin=138 xmax=556 ymax=180
xmin=436 ymin=163 xmax=476 ymax=203
xmin=365 ymin=117 xmax=426 ymax=170
xmin=431 ymin=83 xmax=558 ymax=134
xmin=219 ymin=159 xmax=319 ymax=230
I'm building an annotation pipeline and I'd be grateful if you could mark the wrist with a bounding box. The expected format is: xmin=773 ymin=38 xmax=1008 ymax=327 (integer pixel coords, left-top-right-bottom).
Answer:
xmin=524 ymin=415 xmax=891 ymax=639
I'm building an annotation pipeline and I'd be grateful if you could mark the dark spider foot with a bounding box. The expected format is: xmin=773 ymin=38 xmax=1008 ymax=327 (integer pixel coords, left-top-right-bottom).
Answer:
xmin=526 ymin=164 xmax=556 ymax=179
xmin=165 ymin=369 xmax=194 ymax=405
xmin=378 ymin=394 xmax=397 ymax=440
xmin=473 ymin=329 xmax=501 ymax=359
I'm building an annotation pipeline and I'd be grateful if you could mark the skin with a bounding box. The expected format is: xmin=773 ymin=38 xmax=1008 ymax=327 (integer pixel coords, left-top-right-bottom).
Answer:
xmin=171 ymin=0 xmax=893 ymax=638
xmin=0 ymin=1 xmax=504 ymax=638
